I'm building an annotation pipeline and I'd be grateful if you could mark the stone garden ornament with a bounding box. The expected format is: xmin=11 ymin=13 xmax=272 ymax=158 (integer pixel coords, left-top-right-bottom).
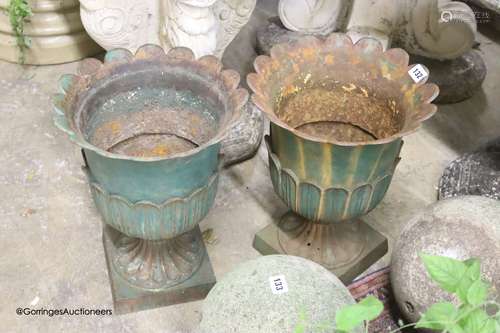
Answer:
xmin=391 ymin=196 xmax=500 ymax=327
xmin=53 ymin=45 xmax=248 ymax=313
xmin=199 ymin=255 xmax=362 ymax=333
xmin=79 ymin=0 xmax=257 ymax=58
xmin=277 ymin=0 xmax=477 ymax=59
xmin=248 ymin=34 xmax=439 ymax=282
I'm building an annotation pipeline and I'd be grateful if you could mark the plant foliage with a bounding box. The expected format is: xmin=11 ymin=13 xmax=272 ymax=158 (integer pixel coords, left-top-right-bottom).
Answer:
xmin=294 ymin=254 xmax=500 ymax=332
xmin=7 ymin=0 xmax=32 ymax=63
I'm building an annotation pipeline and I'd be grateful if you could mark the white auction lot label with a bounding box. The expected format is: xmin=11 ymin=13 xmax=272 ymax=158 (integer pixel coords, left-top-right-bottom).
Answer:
xmin=408 ymin=64 xmax=429 ymax=83
xmin=269 ymin=275 xmax=289 ymax=295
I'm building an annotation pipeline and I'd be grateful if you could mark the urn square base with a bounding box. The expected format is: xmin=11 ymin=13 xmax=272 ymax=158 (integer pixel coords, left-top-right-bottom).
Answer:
xmin=102 ymin=226 xmax=216 ymax=315
xmin=253 ymin=219 xmax=388 ymax=284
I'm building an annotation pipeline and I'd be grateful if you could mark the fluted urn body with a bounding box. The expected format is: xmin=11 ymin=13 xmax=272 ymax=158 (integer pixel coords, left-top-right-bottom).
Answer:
xmin=248 ymin=34 xmax=439 ymax=274
xmin=53 ymin=45 xmax=247 ymax=312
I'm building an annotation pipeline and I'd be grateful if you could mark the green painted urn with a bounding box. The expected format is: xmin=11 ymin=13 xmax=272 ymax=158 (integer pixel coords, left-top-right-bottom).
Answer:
xmin=248 ymin=35 xmax=439 ymax=281
xmin=53 ymin=45 xmax=248 ymax=313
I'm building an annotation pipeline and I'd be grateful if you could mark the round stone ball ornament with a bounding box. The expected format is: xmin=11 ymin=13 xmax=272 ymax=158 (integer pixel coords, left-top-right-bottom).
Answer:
xmin=199 ymin=255 xmax=362 ymax=333
xmin=53 ymin=45 xmax=248 ymax=313
xmin=391 ymin=196 xmax=500 ymax=326
xmin=248 ymin=34 xmax=439 ymax=282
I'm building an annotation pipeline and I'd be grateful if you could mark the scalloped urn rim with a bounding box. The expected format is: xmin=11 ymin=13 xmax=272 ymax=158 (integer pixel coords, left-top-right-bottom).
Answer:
xmin=53 ymin=44 xmax=249 ymax=162
xmin=247 ymin=34 xmax=440 ymax=147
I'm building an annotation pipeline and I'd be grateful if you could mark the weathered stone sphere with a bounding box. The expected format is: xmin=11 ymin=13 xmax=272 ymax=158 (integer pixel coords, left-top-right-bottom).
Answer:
xmin=199 ymin=255 xmax=362 ymax=333
xmin=391 ymin=196 xmax=500 ymax=325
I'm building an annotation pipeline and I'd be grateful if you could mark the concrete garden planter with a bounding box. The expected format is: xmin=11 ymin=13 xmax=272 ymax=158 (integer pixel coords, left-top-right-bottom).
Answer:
xmin=53 ymin=44 xmax=248 ymax=313
xmin=0 ymin=0 xmax=101 ymax=64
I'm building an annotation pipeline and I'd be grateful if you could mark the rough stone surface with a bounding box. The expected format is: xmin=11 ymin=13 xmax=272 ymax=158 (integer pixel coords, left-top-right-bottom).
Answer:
xmin=391 ymin=196 xmax=500 ymax=326
xmin=256 ymin=18 xmax=318 ymax=55
xmin=439 ymin=137 xmax=500 ymax=200
xmin=222 ymin=103 xmax=264 ymax=166
xmin=199 ymin=255 xmax=361 ymax=333
xmin=410 ymin=50 xmax=487 ymax=104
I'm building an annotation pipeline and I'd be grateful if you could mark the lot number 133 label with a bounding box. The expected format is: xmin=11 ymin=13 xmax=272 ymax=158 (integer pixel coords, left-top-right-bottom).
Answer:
xmin=269 ymin=275 xmax=289 ymax=295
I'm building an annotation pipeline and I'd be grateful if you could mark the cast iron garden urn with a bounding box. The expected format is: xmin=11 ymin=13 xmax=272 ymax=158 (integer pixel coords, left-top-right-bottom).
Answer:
xmin=53 ymin=45 xmax=248 ymax=313
xmin=248 ymin=34 xmax=439 ymax=282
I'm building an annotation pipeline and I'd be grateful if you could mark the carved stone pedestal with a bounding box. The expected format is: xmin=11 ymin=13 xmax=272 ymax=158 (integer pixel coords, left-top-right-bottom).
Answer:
xmin=103 ymin=225 xmax=216 ymax=314
xmin=253 ymin=216 xmax=388 ymax=284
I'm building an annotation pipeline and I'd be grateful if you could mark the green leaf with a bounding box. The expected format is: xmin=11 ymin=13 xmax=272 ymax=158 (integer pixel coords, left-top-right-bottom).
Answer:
xmin=479 ymin=319 xmax=498 ymax=333
xmin=449 ymin=324 xmax=466 ymax=333
xmin=335 ymin=296 xmax=383 ymax=332
xmin=416 ymin=302 xmax=458 ymax=330
xmin=420 ymin=253 xmax=468 ymax=293
xmin=467 ymin=279 xmax=488 ymax=306
xmin=463 ymin=309 xmax=490 ymax=333
xmin=463 ymin=258 xmax=481 ymax=280
xmin=457 ymin=275 xmax=475 ymax=304
xmin=457 ymin=259 xmax=484 ymax=303
xmin=457 ymin=304 xmax=472 ymax=324
xmin=7 ymin=0 xmax=32 ymax=64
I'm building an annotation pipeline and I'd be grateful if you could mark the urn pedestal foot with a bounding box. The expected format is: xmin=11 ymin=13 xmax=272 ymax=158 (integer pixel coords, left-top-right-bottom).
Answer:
xmin=253 ymin=213 xmax=388 ymax=284
xmin=103 ymin=225 xmax=216 ymax=314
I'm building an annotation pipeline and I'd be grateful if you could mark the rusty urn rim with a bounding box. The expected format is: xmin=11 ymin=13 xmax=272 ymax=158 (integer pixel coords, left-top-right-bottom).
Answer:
xmin=247 ymin=34 xmax=440 ymax=146
xmin=53 ymin=44 xmax=249 ymax=162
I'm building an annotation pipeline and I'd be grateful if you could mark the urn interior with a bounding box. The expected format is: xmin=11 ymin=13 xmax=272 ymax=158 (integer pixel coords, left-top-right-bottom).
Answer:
xmin=276 ymin=80 xmax=405 ymax=143
xmin=73 ymin=61 xmax=233 ymax=159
